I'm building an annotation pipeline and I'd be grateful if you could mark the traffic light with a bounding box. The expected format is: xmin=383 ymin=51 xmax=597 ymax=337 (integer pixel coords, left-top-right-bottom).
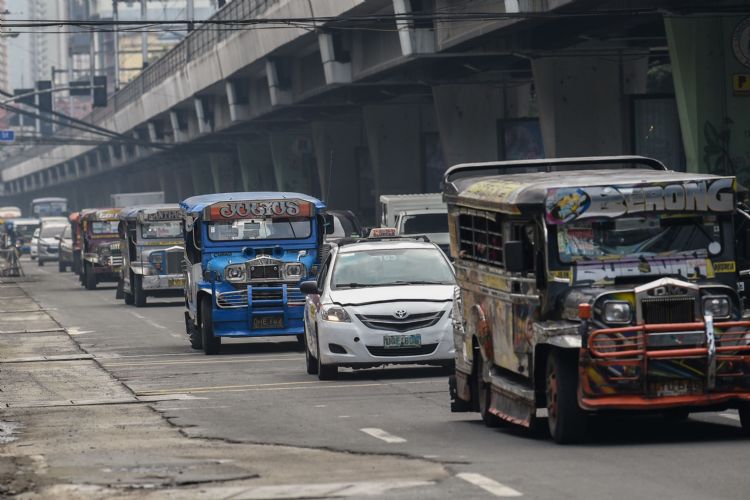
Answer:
xmin=36 ymin=80 xmax=52 ymax=112
xmin=93 ymin=76 xmax=107 ymax=107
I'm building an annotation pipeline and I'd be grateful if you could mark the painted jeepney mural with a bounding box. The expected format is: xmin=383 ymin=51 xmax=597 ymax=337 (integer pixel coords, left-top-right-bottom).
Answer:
xmin=444 ymin=156 xmax=750 ymax=444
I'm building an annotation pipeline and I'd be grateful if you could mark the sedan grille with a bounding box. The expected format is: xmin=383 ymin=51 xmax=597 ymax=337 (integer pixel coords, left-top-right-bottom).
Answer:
xmin=642 ymin=296 xmax=695 ymax=324
xmin=356 ymin=311 xmax=444 ymax=332
xmin=366 ymin=344 xmax=439 ymax=357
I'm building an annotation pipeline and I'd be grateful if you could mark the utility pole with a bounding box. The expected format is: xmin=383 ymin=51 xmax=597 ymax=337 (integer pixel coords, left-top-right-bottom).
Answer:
xmin=187 ymin=0 xmax=194 ymax=31
xmin=113 ymin=0 xmax=119 ymax=90
xmin=141 ymin=0 xmax=148 ymax=68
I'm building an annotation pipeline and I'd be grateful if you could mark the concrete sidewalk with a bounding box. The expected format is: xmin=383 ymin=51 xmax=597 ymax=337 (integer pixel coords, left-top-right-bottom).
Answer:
xmin=0 ymin=278 xmax=447 ymax=499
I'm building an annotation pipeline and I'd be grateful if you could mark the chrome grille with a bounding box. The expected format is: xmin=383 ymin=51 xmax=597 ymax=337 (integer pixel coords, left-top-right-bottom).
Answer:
xmin=642 ymin=296 xmax=695 ymax=324
xmin=165 ymin=251 xmax=183 ymax=274
xmin=287 ymin=287 xmax=305 ymax=306
xmin=252 ymin=288 xmax=283 ymax=301
xmin=217 ymin=289 xmax=247 ymax=309
xmin=247 ymin=256 xmax=282 ymax=281
xmin=107 ymin=256 xmax=123 ymax=269
xmin=356 ymin=311 xmax=444 ymax=332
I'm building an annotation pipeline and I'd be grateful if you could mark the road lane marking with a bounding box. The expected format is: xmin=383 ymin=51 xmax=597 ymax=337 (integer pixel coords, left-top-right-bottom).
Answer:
xmin=104 ymin=356 xmax=304 ymax=368
xmin=456 ymin=473 xmax=522 ymax=497
xmin=67 ymin=327 xmax=94 ymax=336
xmin=360 ymin=428 xmax=407 ymax=443
xmin=128 ymin=311 xmax=168 ymax=330
xmin=719 ymin=412 xmax=740 ymax=421
xmin=136 ymin=379 xmax=437 ymax=396
xmin=194 ymin=480 xmax=434 ymax=498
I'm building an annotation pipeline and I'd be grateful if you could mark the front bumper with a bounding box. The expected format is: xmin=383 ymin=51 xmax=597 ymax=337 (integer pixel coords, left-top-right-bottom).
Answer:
xmin=141 ymin=273 xmax=185 ymax=291
xmin=317 ymin=313 xmax=455 ymax=367
xmin=581 ymin=319 xmax=750 ymax=411
xmin=211 ymin=283 xmax=306 ymax=337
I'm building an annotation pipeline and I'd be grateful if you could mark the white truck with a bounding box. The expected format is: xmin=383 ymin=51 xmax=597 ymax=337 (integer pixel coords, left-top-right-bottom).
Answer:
xmin=379 ymin=193 xmax=450 ymax=254
xmin=110 ymin=192 xmax=165 ymax=208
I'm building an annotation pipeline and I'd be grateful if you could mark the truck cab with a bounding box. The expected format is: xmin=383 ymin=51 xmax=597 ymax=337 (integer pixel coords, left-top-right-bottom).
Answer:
xmin=180 ymin=192 xmax=326 ymax=355
xmin=117 ymin=205 xmax=185 ymax=307
xmin=379 ymin=193 xmax=449 ymax=254
xmin=445 ymin=156 xmax=750 ymax=443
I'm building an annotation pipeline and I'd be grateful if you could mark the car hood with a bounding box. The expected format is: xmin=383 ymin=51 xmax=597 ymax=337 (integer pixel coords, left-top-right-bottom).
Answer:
xmin=40 ymin=237 xmax=58 ymax=245
xmin=329 ymin=284 xmax=454 ymax=306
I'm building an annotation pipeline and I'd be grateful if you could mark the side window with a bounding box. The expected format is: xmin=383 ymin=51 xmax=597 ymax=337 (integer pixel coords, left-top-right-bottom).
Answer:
xmin=317 ymin=254 xmax=332 ymax=291
xmin=458 ymin=210 xmax=504 ymax=267
xmin=511 ymin=221 xmax=537 ymax=272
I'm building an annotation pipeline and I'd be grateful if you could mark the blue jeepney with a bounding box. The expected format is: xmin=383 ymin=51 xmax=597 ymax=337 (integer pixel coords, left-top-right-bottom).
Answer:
xmin=180 ymin=192 xmax=326 ymax=354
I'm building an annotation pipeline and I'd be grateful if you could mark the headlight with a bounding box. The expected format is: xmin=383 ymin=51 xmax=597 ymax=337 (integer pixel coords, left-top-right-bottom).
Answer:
xmin=283 ymin=262 xmax=306 ymax=281
xmin=321 ymin=304 xmax=351 ymax=322
xmin=703 ymin=296 xmax=730 ymax=319
xmin=224 ymin=263 xmax=247 ymax=283
xmin=602 ymin=301 xmax=632 ymax=324
xmin=98 ymin=247 xmax=111 ymax=257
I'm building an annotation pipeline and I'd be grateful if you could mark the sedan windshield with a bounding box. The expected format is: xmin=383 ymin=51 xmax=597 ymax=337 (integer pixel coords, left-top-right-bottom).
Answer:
xmin=332 ymin=248 xmax=454 ymax=289
xmin=556 ymin=214 xmax=723 ymax=263
xmin=208 ymin=218 xmax=311 ymax=242
xmin=40 ymin=225 xmax=66 ymax=238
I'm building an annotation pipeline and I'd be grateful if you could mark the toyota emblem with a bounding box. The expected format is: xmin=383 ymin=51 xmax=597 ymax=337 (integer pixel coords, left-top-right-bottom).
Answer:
xmin=394 ymin=310 xmax=409 ymax=320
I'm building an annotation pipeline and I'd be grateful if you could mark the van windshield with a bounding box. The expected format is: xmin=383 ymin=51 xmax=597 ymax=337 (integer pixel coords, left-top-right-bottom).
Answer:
xmin=556 ymin=214 xmax=723 ymax=263
xmin=400 ymin=213 xmax=448 ymax=234
xmin=141 ymin=221 xmax=182 ymax=239
xmin=208 ymin=218 xmax=311 ymax=242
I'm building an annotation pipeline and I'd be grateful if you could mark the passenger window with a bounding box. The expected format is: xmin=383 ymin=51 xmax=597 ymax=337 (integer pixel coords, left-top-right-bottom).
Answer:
xmin=458 ymin=211 xmax=504 ymax=267
xmin=512 ymin=222 xmax=536 ymax=272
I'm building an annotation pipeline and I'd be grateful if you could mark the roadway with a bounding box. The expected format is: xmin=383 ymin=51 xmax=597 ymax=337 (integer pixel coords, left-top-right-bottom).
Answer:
xmin=15 ymin=261 xmax=750 ymax=499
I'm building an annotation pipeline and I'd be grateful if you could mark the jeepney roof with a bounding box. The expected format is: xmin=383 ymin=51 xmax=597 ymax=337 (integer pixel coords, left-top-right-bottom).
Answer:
xmin=446 ymin=165 xmax=733 ymax=214
xmin=119 ymin=204 xmax=181 ymax=221
xmin=8 ymin=218 xmax=39 ymax=226
xmin=31 ymin=197 xmax=67 ymax=202
xmin=80 ymin=208 xmax=121 ymax=222
xmin=180 ymin=192 xmax=326 ymax=215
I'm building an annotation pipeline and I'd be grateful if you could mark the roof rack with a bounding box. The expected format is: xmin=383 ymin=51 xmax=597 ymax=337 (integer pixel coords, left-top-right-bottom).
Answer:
xmin=443 ymin=155 xmax=667 ymax=193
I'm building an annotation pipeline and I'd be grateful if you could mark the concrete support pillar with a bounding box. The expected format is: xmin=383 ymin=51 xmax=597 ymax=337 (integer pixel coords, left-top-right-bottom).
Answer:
xmin=226 ymin=79 xmax=251 ymax=122
xmin=318 ymin=33 xmax=352 ymax=85
xmin=170 ymin=110 xmax=187 ymax=142
xmin=666 ymin=16 xmax=750 ymax=182
xmin=269 ymin=132 xmax=320 ymax=197
xmin=311 ymin=120 xmax=362 ymax=210
xmin=194 ymin=97 xmax=213 ymax=134
xmin=393 ymin=0 xmax=436 ymax=56
xmin=363 ymin=104 xmax=424 ymax=205
xmin=208 ymin=153 xmax=236 ymax=193
xmin=236 ymin=141 xmax=276 ymax=191
xmin=532 ymin=54 xmax=642 ymax=157
xmin=189 ymin=158 xmax=213 ymax=195
xmin=266 ymin=60 xmax=292 ymax=107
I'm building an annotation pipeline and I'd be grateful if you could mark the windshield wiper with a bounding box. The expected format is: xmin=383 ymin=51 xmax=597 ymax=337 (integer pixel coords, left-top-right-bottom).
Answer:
xmin=385 ymin=280 xmax=450 ymax=285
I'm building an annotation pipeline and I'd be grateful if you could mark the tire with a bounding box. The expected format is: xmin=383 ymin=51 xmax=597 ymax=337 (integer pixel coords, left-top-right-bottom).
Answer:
xmin=305 ymin=325 xmax=318 ymax=375
xmin=37 ymin=259 xmax=44 ymax=267
xmin=58 ymin=261 xmax=66 ymax=272
xmin=72 ymin=254 xmax=81 ymax=274
xmin=546 ymin=350 xmax=587 ymax=444
xmin=200 ymin=297 xmax=221 ymax=355
xmin=133 ymin=274 xmax=147 ymax=307
xmin=84 ymin=263 xmax=97 ymax=290
xmin=187 ymin=315 xmax=202 ymax=350
xmin=473 ymin=352 xmax=504 ymax=427
xmin=316 ymin=330 xmax=337 ymax=380
xmin=739 ymin=404 xmax=750 ymax=437
xmin=124 ymin=287 xmax=135 ymax=305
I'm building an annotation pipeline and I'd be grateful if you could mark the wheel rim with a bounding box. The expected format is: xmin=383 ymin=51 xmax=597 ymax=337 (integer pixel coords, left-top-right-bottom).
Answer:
xmin=547 ymin=364 xmax=559 ymax=430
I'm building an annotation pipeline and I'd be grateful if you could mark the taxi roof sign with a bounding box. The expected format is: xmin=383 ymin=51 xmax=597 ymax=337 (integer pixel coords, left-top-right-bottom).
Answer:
xmin=368 ymin=227 xmax=398 ymax=238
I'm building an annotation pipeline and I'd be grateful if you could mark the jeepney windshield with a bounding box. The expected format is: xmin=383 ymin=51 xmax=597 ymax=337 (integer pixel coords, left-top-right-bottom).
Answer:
xmin=141 ymin=221 xmax=182 ymax=239
xmin=332 ymin=248 xmax=454 ymax=289
xmin=91 ymin=221 xmax=119 ymax=235
xmin=556 ymin=214 xmax=724 ymax=263
xmin=207 ymin=218 xmax=312 ymax=242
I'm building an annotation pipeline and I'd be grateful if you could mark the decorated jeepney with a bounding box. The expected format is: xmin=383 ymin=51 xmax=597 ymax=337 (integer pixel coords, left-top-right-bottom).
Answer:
xmin=445 ymin=155 xmax=750 ymax=443
xmin=180 ymin=192 xmax=326 ymax=354
xmin=80 ymin=208 xmax=122 ymax=290
xmin=116 ymin=205 xmax=185 ymax=307
xmin=64 ymin=212 xmax=83 ymax=274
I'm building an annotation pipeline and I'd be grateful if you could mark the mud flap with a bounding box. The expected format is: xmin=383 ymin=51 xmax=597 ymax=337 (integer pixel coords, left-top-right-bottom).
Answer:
xmin=115 ymin=279 xmax=124 ymax=300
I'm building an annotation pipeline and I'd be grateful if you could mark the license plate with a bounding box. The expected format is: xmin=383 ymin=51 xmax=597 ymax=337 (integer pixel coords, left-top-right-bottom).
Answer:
xmin=253 ymin=316 xmax=284 ymax=330
xmin=649 ymin=379 xmax=704 ymax=397
xmin=168 ymin=278 xmax=185 ymax=287
xmin=383 ymin=334 xmax=422 ymax=348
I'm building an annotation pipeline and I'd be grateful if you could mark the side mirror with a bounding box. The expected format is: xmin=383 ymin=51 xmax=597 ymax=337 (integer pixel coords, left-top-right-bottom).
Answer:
xmin=504 ymin=241 xmax=525 ymax=273
xmin=300 ymin=280 xmax=320 ymax=295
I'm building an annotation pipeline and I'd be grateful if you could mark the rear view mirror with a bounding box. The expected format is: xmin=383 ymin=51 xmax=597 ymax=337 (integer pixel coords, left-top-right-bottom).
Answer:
xmin=300 ymin=280 xmax=320 ymax=295
xmin=504 ymin=241 xmax=525 ymax=273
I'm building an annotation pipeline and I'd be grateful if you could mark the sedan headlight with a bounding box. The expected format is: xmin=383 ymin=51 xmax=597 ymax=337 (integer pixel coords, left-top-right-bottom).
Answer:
xmin=321 ymin=304 xmax=351 ymax=322
xmin=224 ymin=263 xmax=247 ymax=283
xmin=602 ymin=301 xmax=632 ymax=324
xmin=703 ymin=296 xmax=730 ymax=319
xmin=283 ymin=262 xmax=306 ymax=281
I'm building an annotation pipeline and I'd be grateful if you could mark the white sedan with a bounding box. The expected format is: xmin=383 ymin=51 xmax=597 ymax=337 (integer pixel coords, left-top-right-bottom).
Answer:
xmin=29 ymin=228 xmax=40 ymax=260
xmin=301 ymin=237 xmax=456 ymax=379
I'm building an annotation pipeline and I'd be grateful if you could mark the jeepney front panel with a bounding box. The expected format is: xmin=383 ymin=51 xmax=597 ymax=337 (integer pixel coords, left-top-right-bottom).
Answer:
xmin=194 ymin=198 xmax=323 ymax=338
xmin=125 ymin=208 xmax=185 ymax=292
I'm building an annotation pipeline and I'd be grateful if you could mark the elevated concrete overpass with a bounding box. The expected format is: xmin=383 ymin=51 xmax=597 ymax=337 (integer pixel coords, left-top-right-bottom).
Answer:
xmin=2 ymin=0 xmax=749 ymax=224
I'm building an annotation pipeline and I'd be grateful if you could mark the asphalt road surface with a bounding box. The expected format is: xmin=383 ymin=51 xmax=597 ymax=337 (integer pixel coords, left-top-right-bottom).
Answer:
xmin=17 ymin=262 xmax=750 ymax=499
